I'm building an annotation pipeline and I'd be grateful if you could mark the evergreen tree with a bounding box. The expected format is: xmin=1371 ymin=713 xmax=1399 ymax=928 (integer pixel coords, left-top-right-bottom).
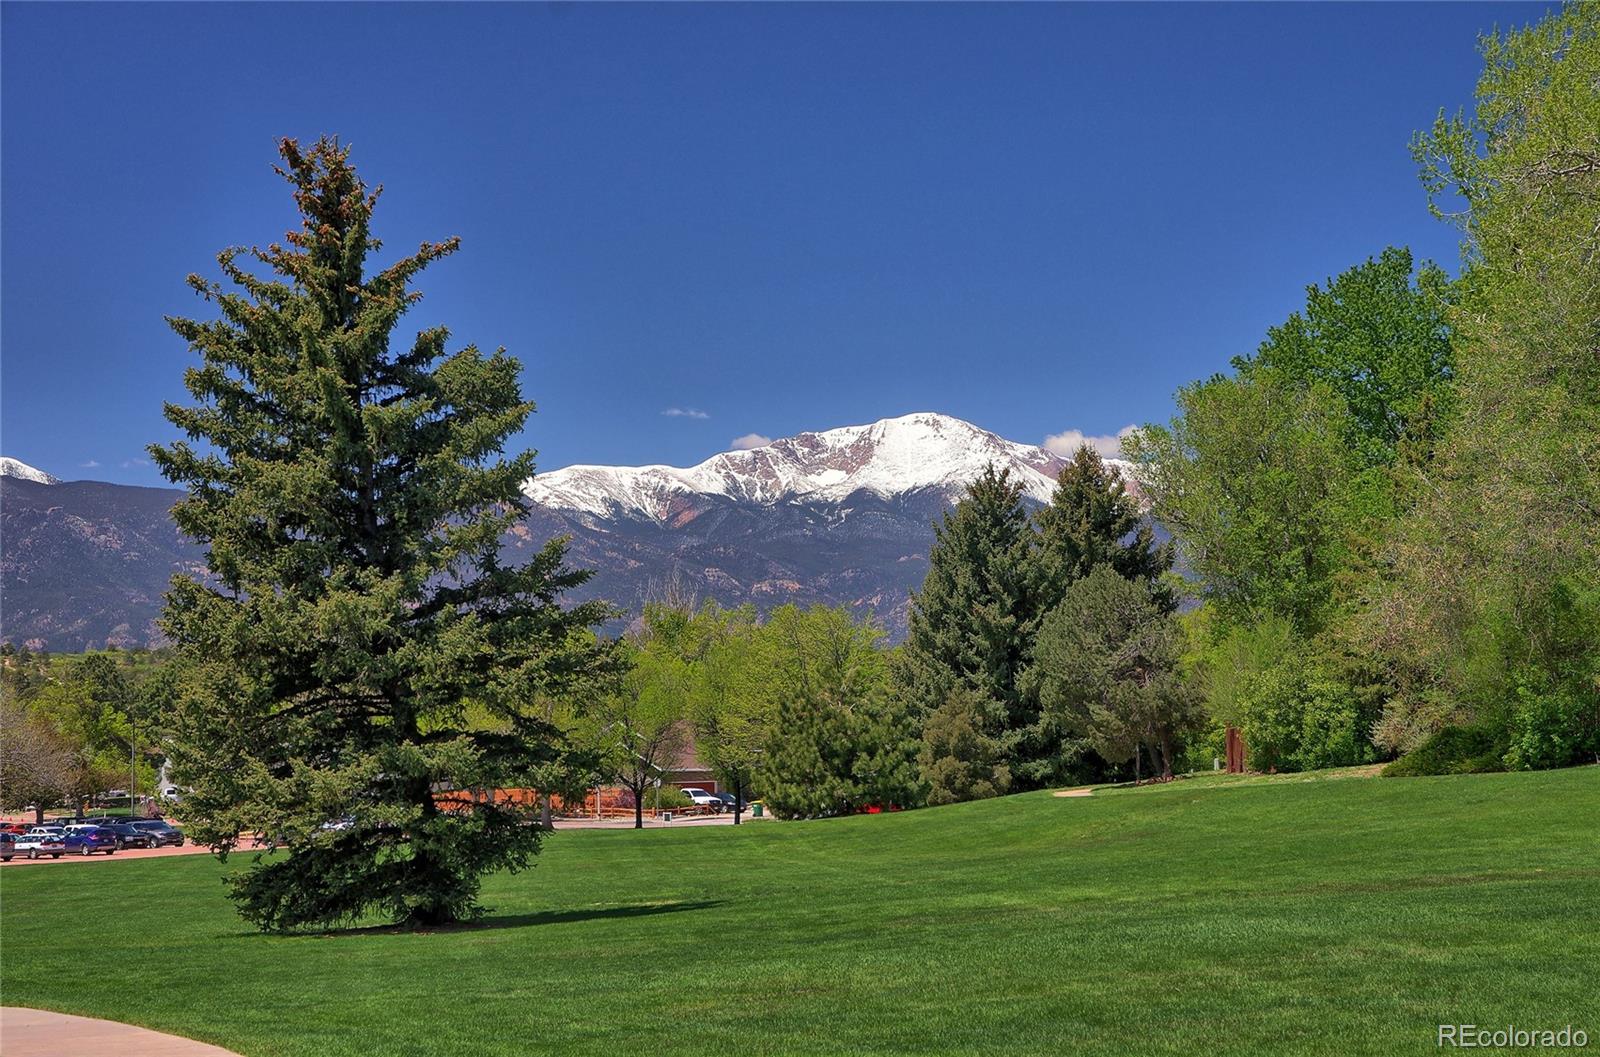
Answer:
xmin=759 ymin=606 xmax=919 ymax=818
xmin=900 ymin=465 xmax=1039 ymax=776
xmin=1025 ymin=567 xmax=1200 ymax=780
xmin=152 ymin=138 xmax=614 ymax=930
xmin=1033 ymin=444 xmax=1172 ymax=616
xmin=917 ymin=686 xmax=1012 ymax=806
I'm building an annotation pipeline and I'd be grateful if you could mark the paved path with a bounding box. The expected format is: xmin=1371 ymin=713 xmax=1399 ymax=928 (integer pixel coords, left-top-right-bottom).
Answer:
xmin=0 ymin=1007 xmax=242 ymax=1056
xmin=1053 ymin=787 xmax=1095 ymax=798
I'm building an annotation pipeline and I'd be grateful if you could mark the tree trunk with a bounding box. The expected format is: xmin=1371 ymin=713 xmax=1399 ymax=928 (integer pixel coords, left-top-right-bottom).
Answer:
xmin=1158 ymin=727 xmax=1175 ymax=780
xmin=34 ymin=804 xmax=45 ymax=825
xmin=733 ymin=776 xmax=742 ymax=826
xmin=540 ymin=793 xmax=553 ymax=831
xmin=633 ymin=785 xmax=644 ymax=829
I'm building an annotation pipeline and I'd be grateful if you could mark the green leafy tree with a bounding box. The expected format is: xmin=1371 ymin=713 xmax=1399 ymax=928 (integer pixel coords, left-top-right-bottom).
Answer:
xmin=1370 ymin=5 xmax=1600 ymax=768
xmin=687 ymin=605 xmax=769 ymax=823
xmin=23 ymin=661 xmax=155 ymax=814
xmin=152 ymin=137 xmax=613 ymax=929
xmin=1234 ymin=247 xmax=1455 ymax=469
xmin=1126 ymin=373 xmax=1361 ymax=635
xmin=586 ymin=606 xmax=696 ymax=829
xmin=1025 ymin=567 xmax=1200 ymax=779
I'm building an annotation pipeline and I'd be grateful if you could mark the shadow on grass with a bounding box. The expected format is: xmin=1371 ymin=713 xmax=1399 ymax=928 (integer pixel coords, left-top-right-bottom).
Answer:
xmin=231 ymin=899 xmax=726 ymax=939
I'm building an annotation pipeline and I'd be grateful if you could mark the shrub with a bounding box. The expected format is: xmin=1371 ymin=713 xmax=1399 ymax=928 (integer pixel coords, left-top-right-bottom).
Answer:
xmin=654 ymin=787 xmax=692 ymax=810
xmin=1504 ymin=680 xmax=1600 ymax=771
xmin=1382 ymin=725 xmax=1505 ymax=777
xmin=1233 ymin=653 xmax=1376 ymax=773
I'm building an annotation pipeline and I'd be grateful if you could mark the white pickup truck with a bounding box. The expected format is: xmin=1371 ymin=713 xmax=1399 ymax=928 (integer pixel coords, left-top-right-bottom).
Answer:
xmin=679 ymin=788 xmax=724 ymax=812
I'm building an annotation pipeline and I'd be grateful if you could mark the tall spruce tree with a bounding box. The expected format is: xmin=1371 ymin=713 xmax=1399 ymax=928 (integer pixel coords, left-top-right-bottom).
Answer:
xmin=153 ymin=138 xmax=615 ymax=930
xmin=1034 ymin=444 xmax=1172 ymax=615
xmin=901 ymin=465 xmax=1043 ymax=783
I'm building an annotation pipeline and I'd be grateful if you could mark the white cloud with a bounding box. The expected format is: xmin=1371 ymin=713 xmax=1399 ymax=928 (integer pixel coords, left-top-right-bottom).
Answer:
xmin=80 ymin=460 xmax=101 ymax=468
xmin=120 ymin=458 xmax=151 ymax=469
xmin=662 ymin=407 xmax=709 ymax=420
xmin=1042 ymin=424 xmax=1137 ymax=459
xmin=730 ymin=433 xmax=773 ymax=451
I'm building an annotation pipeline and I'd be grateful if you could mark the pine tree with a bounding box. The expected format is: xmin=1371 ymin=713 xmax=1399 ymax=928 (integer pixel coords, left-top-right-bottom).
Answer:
xmin=757 ymin=606 xmax=919 ymax=818
xmin=152 ymin=138 xmax=615 ymax=930
xmin=1034 ymin=444 xmax=1172 ymax=616
xmin=900 ymin=465 xmax=1042 ymax=783
xmin=917 ymin=686 xmax=1012 ymax=806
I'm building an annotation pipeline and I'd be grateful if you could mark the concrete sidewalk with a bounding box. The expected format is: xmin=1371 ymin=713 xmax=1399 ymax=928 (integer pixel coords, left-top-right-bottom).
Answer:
xmin=1 ymin=1007 xmax=242 ymax=1056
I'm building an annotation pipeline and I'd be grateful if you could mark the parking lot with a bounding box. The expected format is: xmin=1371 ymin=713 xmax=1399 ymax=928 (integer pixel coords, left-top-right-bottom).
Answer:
xmin=0 ymin=810 xmax=763 ymax=866
xmin=0 ymin=815 xmax=233 ymax=867
xmin=0 ymin=837 xmax=269 ymax=867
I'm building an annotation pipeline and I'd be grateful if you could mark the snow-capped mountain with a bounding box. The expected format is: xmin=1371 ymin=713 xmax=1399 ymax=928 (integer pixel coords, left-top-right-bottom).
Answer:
xmin=508 ymin=413 xmax=1139 ymax=638
xmin=1 ymin=415 xmax=1143 ymax=649
xmin=0 ymin=457 xmax=62 ymax=485
xmin=525 ymin=412 xmax=1128 ymax=524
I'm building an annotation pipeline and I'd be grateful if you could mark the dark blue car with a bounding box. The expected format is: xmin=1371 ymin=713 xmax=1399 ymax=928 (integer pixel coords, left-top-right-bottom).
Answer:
xmin=62 ymin=825 xmax=119 ymax=856
xmin=99 ymin=823 xmax=157 ymax=850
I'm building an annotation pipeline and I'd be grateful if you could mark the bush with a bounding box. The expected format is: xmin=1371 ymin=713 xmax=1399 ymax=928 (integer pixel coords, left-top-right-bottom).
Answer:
xmin=653 ymin=787 xmax=692 ymax=810
xmin=1382 ymin=725 xmax=1505 ymax=777
xmin=1233 ymin=658 xmax=1374 ymax=773
xmin=1504 ymin=681 xmax=1599 ymax=771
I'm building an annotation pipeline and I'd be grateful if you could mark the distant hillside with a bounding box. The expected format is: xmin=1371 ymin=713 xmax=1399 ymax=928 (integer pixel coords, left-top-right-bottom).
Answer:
xmin=0 ymin=476 xmax=201 ymax=650
xmin=1 ymin=413 xmax=1147 ymax=650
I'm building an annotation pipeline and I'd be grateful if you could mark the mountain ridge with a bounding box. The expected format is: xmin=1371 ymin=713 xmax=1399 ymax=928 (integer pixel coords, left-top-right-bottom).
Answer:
xmin=1 ymin=413 xmax=1137 ymax=649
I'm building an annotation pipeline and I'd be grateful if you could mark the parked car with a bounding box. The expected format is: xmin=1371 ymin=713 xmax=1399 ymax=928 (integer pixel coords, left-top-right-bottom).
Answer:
xmin=0 ymin=833 xmax=16 ymax=861
xmin=62 ymin=825 xmax=119 ymax=856
xmin=714 ymin=792 xmax=752 ymax=812
xmin=125 ymin=819 xmax=186 ymax=847
xmin=679 ymin=787 xmax=724 ymax=811
xmin=15 ymin=829 xmax=66 ymax=859
xmin=100 ymin=822 xmax=156 ymax=850
xmin=0 ymin=822 xmax=32 ymax=835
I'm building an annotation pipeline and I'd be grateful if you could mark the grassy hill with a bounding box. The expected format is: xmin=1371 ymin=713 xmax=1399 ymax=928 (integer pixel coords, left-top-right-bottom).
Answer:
xmin=2 ymin=767 xmax=1597 ymax=1056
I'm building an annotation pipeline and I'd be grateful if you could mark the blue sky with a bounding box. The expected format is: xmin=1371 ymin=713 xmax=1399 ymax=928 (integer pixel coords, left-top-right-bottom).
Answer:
xmin=1 ymin=2 xmax=1543 ymax=486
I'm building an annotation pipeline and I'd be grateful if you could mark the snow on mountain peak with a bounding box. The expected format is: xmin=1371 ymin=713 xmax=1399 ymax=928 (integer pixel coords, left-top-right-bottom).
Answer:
xmin=523 ymin=412 xmax=1132 ymax=522
xmin=0 ymin=457 xmax=62 ymax=485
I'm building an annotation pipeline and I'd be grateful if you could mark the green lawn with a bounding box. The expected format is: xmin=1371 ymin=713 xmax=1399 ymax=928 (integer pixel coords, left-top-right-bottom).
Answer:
xmin=3 ymin=768 xmax=1597 ymax=1056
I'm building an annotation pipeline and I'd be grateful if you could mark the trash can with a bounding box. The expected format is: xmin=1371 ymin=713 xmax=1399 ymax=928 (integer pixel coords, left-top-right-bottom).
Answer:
xmin=751 ymin=802 xmax=763 ymax=818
